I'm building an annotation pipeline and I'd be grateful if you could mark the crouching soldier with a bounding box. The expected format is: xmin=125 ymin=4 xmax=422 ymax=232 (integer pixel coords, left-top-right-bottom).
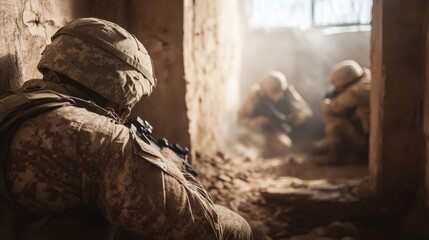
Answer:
xmin=314 ymin=60 xmax=371 ymax=164
xmin=238 ymin=71 xmax=312 ymax=157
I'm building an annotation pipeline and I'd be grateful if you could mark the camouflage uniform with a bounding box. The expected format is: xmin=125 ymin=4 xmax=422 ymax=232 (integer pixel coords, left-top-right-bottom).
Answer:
xmin=238 ymin=72 xmax=312 ymax=155
xmin=316 ymin=61 xmax=371 ymax=161
xmin=0 ymin=18 xmax=252 ymax=240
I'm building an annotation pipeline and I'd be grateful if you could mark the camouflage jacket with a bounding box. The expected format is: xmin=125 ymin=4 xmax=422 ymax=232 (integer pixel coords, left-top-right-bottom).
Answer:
xmin=323 ymin=69 xmax=371 ymax=133
xmin=4 ymin=81 xmax=222 ymax=239
xmin=238 ymin=84 xmax=312 ymax=132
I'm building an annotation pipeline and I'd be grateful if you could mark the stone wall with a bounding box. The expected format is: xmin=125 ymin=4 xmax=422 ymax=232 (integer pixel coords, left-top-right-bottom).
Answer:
xmin=0 ymin=0 xmax=89 ymax=93
xmin=184 ymin=0 xmax=241 ymax=155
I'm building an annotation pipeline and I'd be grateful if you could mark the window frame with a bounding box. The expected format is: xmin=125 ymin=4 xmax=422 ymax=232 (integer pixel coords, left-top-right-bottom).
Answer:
xmin=248 ymin=0 xmax=372 ymax=29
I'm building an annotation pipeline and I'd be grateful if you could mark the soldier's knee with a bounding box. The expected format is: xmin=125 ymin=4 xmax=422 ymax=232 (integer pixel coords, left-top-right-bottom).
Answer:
xmin=269 ymin=133 xmax=292 ymax=155
xmin=214 ymin=205 xmax=253 ymax=240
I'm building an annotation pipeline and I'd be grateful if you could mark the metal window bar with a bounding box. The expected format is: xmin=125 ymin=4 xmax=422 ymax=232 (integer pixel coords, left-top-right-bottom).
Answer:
xmin=312 ymin=0 xmax=372 ymax=27
xmin=249 ymin=0 xmax=372 ymax=29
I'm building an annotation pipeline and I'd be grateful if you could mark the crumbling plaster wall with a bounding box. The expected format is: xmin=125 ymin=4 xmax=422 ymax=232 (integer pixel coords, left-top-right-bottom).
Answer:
xmin=184 ymin=0 xmax=241 ymax=155
xmin=0 ymin=0 xmax=89 ymax=94
xmin=370 ymin=0 xmax=428 ymax=224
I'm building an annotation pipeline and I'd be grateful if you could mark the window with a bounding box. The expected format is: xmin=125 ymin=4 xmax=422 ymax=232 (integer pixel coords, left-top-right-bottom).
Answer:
xmin=248 ymin=0 xmax=372 ymax=29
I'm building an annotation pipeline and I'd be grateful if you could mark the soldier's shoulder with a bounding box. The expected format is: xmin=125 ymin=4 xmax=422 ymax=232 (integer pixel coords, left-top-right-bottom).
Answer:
xmin=247 ymin=84 xmax=262 ymax=98
xmin=47 ymin=105 xmax=119 ymax=133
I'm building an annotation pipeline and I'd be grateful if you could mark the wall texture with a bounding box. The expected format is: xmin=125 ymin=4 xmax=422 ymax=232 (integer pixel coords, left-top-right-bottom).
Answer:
xmin=127 ymin=0 xmax=190 ymax=147
xmin=0 ymin=0 xmax=89 ymax=93
xmin=424 ymin=0 xmax=429 ymax=221
xmin=370 ymin=0 xmax=426 ymax=198
xmin=370 ymin=0 xmax=428 ymax=233
xmin=184 ymin=0 xmax=241 ymax=155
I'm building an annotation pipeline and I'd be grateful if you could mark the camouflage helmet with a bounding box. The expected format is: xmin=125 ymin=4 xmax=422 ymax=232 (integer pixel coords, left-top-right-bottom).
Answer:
xmin=38 ymin=18 xmax=156 ymax=109
xmin=260 ymin=71 xmax=288 ymax=93
xmin=330 ymin=60 xmax=363 ymax=88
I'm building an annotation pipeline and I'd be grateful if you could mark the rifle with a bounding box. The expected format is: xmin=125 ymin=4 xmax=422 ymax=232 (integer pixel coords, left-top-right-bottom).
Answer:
xmin=324 ymin=85 xmax=340 ymax=100
xmin=261 ymin=97 xmax=291 ymax=133
xmin=325 ymin=76 xmax=362 ymax=100
xmin=125 ymin=117 xmax=198 ymax=177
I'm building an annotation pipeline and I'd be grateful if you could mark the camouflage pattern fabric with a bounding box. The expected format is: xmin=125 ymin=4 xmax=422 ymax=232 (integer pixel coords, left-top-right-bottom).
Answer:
xmin=5 ymin=82 xmax=252 ymax=240
xmin=238 ymin=84 xmax=312 ymax=131
xmin=237 ymin=84 xmax=312 ymax=155
xmin=319 ymin=69 xmax=371 ymax=154
xmin=38 ymin=18 xmax=155 ymax=110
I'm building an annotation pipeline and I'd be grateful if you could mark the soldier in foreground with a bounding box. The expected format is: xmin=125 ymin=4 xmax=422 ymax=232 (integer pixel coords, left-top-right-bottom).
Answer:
xmin=313 ymin=60 xmax=371 ymax=164
xmin=0 ymin=18 xmax=252 ymax=239
xmin=238 ymin=71 xmax=312 ymax=156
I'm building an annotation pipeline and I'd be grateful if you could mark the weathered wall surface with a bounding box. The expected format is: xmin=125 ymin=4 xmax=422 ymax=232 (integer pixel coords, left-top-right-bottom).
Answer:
xmin=184 ymin=0 xmax=241 ymax=155
xmin=0 ymin=0 xmax=89 ymax=94
xmin=240 ymin=28 xmax=371 ymax=141
xmin=369 ymin=0 xmax=383 ymax=195
xmin=90 ymin=0 xmax=130 ymax=29
xmin=126 ymin=0 xmax=190 ymax=147
xmin=424 ymin=2 xmax=429 ymax=218
xmin=370 ymin=0 xmax=428 ymax=232
xmin=370 ymin=0 xmax=426 ymax=198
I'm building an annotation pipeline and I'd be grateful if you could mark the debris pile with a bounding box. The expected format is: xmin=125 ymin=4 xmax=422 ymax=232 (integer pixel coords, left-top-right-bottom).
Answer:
xmin=194 ymin=152 xmax=259 ymax=211
xmin=193 ymin=153 xmax=376 ymax=240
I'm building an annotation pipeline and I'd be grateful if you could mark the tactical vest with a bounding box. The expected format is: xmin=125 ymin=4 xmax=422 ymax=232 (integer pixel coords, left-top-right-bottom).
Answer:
xmin=0 ymin=86 xmax=118 ymax=240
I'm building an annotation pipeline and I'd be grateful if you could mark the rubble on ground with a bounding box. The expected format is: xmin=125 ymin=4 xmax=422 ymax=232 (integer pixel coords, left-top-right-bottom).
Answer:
xmin=193 ymin=152 xmax=260 ymax=211
xmin=193 ymin=152 xmax=375 ymax=240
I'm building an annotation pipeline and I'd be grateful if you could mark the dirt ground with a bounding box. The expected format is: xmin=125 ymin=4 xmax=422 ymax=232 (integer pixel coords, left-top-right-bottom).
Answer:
xmin=195 ymin=149 xmax=390 ymax=240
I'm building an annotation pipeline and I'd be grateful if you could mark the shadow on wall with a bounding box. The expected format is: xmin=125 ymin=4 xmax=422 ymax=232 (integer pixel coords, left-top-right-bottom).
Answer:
xmin=0 ymin=54 xmax=23 ymax=94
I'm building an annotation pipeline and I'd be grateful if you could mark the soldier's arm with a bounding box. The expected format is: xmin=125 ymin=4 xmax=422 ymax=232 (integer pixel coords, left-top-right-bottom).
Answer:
xmin=78 ymin=115 xmax=222 ymax=239
xmin=322 ymin=89 xmax=358 ymax=115
xmin=237 ymin=89 xmax=271 ymax=131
